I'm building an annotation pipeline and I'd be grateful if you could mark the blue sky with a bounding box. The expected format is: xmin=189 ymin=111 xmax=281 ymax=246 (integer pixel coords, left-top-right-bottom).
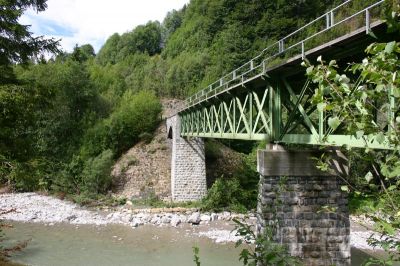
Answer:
xmin=20 ymin=0 xmax=189 ymax=53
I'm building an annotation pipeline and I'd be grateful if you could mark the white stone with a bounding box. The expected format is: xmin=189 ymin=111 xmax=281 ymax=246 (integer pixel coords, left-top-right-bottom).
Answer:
xmin=150 ymin=216 xmax=161 ymax=225
xmin=211 ymin=213 xmax=218 ymax=221
xmin=161 ymin=216 xmax=171 ymax=224
xmin=188 ymin=212 xmax=201 ymax=224
xmin=200 ymin=214 xmax=211 ymax=221
xmin=171 ymin=216 xmax=181 ymax=227
xmin=221 ymin=211 xmax=231 ymax=220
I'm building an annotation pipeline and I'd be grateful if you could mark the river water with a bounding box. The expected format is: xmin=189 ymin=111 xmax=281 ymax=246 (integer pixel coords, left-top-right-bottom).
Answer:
xmin=3 ymin=222 xmax=383 ymax=266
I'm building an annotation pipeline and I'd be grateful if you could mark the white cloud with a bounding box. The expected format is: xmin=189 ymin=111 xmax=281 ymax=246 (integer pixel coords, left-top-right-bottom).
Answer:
xmin=20 ymin=0 xmax=189 ymax=53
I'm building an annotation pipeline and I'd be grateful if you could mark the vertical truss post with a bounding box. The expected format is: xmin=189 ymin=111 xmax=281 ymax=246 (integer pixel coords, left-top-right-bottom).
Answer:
xmin=274 ymin=83 xmax=281 ymax=141
xmin=249 ymin=92 xmax=253 ymax=139
xmin=326 ymin=13 xmax=331 ymax=29
xmin=233 ymin=97 xmax=236 ymax=137
xmin=220 ymin=103 xmax=223 ymax=137
xmin=366 ymin=9 xmax=370 ymax=34
xmin=269 ymin=83 xmax=281 ymax=142
xmin=197 ymin=109 xmax=200 ymax=136
xmin=269 ymin=85 xmax=273 ymax=139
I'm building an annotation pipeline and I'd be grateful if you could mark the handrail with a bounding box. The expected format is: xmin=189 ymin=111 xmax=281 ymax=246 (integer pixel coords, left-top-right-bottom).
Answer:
xmin=181 ymin=0 xmax=385 ymax=112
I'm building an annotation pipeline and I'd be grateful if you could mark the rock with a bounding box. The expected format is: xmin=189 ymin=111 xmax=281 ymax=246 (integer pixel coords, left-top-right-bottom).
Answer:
xmin=66 ymin=214 xmax=77 ymax=221
xmin=120 ymin=214 xmax=132 ymax=224
xmin=211 ymin=213 xmax=218 ymax=221
xmin=140 ymin=214 xmax=151 ymax=223
xmin=200 ymin=214 xmax=211 ymax=221
xmin=179 ymin=215 xmax=187 ymax=223
xmin=161 ymin=216 xmax=171 ymax=224
xmin=188 ymin=212 xmax=201 ymax=224
xmin=221 ymin=211 xmax=231 ymax=220
xmin=131 ymin=219 xmax=139 ymax=228
xmin=151 ymin=216 xmax=161 ymax=225
xmin=126 ymin=200 xmax=133 ymax=206
xmin=171 ymin=216 xmax=181 ymax=227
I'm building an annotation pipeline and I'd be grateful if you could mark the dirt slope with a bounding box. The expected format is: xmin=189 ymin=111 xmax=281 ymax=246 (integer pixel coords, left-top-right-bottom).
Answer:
xmin=112 ymin=98 xmax=244 ymax=201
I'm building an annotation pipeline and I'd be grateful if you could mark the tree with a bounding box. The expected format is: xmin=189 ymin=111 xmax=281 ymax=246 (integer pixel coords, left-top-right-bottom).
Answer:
xmin=0 ymin=0 xmax=59 ymax=67
xmin=71 ymin=44 xmax=95 ymax=62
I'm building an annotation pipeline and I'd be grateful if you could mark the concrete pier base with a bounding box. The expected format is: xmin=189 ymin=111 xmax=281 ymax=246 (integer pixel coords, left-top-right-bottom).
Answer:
xmin=257 ymin=146 xmax=350 ymax=266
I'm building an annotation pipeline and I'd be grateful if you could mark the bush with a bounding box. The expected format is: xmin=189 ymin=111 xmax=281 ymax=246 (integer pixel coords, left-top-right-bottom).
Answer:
xmin=81 ymin=149 xmax=114 ymax=194
xmin=202 ymin=177 xmax=248 ymax=213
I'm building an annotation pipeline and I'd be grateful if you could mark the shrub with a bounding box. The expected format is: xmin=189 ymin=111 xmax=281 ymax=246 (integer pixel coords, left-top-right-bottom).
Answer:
xmin=81 ymin=149 xmax=114 ymax=194
xmin=202 ymin=177 xmax=248 ymax=213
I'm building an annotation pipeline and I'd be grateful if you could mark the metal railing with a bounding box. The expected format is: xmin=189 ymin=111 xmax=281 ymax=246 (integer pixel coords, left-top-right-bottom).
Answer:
xmin=182 ymin=0 xmax=384 ymax=111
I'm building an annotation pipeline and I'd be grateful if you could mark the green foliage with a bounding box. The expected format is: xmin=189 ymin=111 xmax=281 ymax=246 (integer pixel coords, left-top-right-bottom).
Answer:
xmin=81 ymin=149 xmax=114 ymax=194
xmin=71 ymin=44 xmax=95 ymax=62
xmin=202 ymin=177 xmax=248 ymax=213
xmin=0 ymin=0 xmax=59 ymax=74
xmin=305 ymin=5 xmax=400 ymax=263
xmin=233 ymin=219 xmax=302 ymax=266
xmin=81 ymin=90 xmax=161 ymax=158
xmin=193 ymin=246 xmax=201 ymax=266
xmin=233 ymin=219 xmax=301 ymax=266
xmin=96 ymin=21 xmax=162 ymax=66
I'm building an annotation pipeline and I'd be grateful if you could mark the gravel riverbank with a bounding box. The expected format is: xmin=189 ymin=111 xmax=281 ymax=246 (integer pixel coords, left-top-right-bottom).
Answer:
xmin=0 ymin=192 xmax=385 ymax=250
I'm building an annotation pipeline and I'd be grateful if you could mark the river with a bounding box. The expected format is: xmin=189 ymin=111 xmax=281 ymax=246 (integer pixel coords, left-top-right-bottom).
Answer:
xmin=3 ymin=222 xmax=386 ymax=266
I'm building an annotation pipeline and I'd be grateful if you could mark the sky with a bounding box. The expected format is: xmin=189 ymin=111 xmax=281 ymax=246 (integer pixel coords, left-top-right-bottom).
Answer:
xmin=20 ymin=0 xmax=190 ymax=53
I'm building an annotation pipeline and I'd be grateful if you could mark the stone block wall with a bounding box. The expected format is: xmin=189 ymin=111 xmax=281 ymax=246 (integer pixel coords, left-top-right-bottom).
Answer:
xmin=257 ymin=147 xmax=350 ymax=266
xmin=166 ymin=115 xmax=207 ymax=201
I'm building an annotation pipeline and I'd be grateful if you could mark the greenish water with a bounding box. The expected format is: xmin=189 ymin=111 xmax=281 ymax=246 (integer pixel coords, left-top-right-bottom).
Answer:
xmin=2 ymin=222 xmax=386 ymax=266
xmin=5 ymin=223 xmax=241 ymax=266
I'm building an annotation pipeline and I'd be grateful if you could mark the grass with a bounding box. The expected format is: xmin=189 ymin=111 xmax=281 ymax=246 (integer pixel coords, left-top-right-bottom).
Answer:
xmin=348 ymin=192 xmax=385 ymax=215
xmin=129 ymin=194 xmax=202 ymax=209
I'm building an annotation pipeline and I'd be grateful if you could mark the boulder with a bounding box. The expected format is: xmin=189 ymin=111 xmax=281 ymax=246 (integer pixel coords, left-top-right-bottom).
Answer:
xmin=188 ymin=212 xmax=201 ymax=224
xmin=200 ymin=214 xmax=211 ymax=221
xmin=161 ymin=216 xmax=171 ymax=224
xmin=211 ymin=213 xmax=218 ymax=221
xmin=171 ymin=215 xmax=181 ymax=227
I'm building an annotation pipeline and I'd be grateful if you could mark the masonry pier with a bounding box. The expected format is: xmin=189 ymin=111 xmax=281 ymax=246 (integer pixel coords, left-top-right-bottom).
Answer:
xmin=166 ymin=115 xmax=207 ymax=201
xmin=257 ymin=145 xmax=350 ymax=266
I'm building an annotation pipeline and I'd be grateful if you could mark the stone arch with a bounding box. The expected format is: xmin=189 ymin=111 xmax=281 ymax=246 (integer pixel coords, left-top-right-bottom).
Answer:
xmin=167 ymin=126 xmax=173 ymax=139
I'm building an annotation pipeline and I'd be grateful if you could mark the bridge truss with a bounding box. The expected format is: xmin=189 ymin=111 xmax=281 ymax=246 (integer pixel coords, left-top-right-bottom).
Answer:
xmin=179 ymin=0 xmax=393 ymax=149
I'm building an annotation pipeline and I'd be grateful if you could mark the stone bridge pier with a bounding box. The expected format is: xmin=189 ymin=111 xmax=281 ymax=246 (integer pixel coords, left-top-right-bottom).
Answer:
xmin=257 ymin=145 xmax=350 ymax=266
xmin=166 ymin=115 xmax=206 ymax=201
xmin=166 ymin=115 xmax=350 ymax=265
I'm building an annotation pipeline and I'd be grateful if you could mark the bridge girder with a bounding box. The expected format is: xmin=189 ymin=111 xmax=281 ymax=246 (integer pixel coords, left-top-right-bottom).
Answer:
xmin=180 ymin=75 xmax=393 ymax=149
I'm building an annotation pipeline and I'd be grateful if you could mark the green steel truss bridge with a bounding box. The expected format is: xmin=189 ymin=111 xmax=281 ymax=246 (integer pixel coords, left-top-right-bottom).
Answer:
xmin=178 ymin=0 xmax=395 ymax=149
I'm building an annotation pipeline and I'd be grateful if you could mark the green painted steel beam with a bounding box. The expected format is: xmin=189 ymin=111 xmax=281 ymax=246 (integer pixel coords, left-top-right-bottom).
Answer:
xmin=281 ymin=134 xmax=392 ymax=149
